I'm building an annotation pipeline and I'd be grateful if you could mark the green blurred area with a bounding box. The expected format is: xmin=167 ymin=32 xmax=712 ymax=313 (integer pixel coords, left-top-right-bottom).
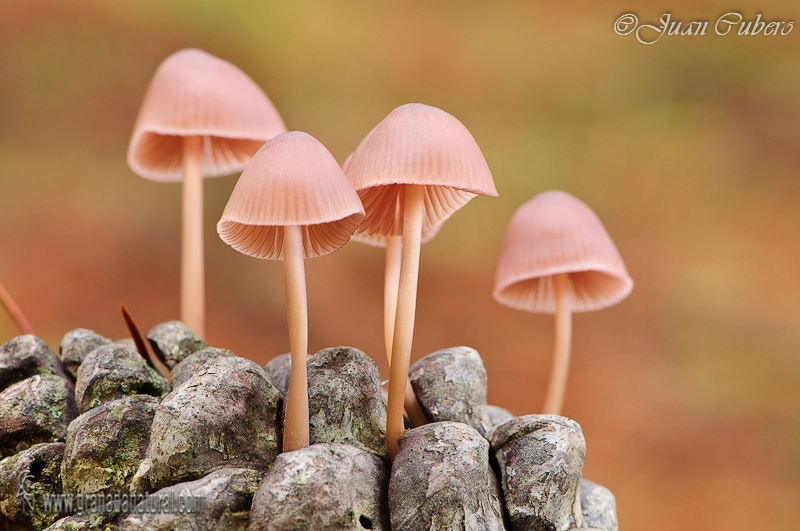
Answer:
xmin=1 ymin=1 xmax=799 ymax=529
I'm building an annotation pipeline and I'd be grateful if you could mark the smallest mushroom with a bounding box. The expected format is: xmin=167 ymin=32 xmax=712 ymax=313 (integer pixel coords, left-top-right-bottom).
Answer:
xmin=493 ymin=190 xmax=632 ymax=415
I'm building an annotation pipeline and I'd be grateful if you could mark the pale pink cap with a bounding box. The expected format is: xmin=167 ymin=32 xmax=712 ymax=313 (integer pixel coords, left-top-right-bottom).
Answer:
xmin=341 ymin=151 xmax=439 ymax=247
xmin=493 ymin=191 xmax=633 ymax=313
xmin=128 ymin=48 xmax=287 ymax=181
xmin=344 ymin=103 xmax=497 ymax=237
xmin=217 ymin=132 xmax=365 ymax=260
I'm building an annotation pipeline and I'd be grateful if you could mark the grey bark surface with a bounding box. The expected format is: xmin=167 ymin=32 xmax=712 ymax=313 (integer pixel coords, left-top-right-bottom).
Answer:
xmin=0 ymin=442 xmax=64 ymax=530
xmin=490 ymin=415 xmax=586 ymax=531
xmin=408 ymin=347 xmax=493 ymax=437
xmin=578 ymin=478 xmax=618 ymax=531
xmin=129 ymin=457 xmax=152 ymax=496
xmin=59 ymin=329 xmax=112 ymax=382
xmin=43 ymin=513 xmax=120 ymax=530
xmin=307 ymin=347 xmax=388 ymax=460
xmin=61 ymin=395 xmax=159 ymax=497
xmin=0 ymin=335 xmax=67 ymax=392
xmin=0 ymin=374 xmax=77 ymax=458
xmin=149 ymin=357 xmax=280 ymax=490
xmin=389 ymin=421 xmax=505 ymax=531
xmin=145 ymin=321 xmax=209 ymax=369
xmin=249 ymin=443 xmax=390 ymax=531
xmin=121 ymin=467 xmax=264 ymax=531
xmin=74 ymin=345 xmax=169 ymax=413
xmin=170 ymin=347 xmax=235 ymax=389
xmin=262 ymin=353 xmax=290 ymax=398
xmin=487 ymin=405 xmax=515 ymax=428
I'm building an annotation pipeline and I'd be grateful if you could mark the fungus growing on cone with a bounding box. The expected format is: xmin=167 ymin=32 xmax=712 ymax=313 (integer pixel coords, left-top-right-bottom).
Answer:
xmin=217 ymin=131 xmax=364 ymax=452
xmin=345 ymin=103 xmax=497 ymax=459
xmin=128 ymin=48 xmax=287 ymax=338
xmin=493 ymin=190 xmax=633 ymax=415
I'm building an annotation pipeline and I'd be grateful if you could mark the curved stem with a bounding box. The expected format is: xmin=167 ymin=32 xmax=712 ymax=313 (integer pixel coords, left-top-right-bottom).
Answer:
xmin=181 ymin=135 xmax=205 ymax=338
xmin=0 ymin=281 xmax=34 ymax=335
xmin=386 ymin=185 xmax=424 ymax=460
xmin=282 ymin=225 xmax=309 ymax=452
xmin=404 ymin=382 xmax=428 ymax=427
xmin=383 ymin=235 xmax=401 ymax=364
xmin=542 ymin=273 xmax=572 ymax=415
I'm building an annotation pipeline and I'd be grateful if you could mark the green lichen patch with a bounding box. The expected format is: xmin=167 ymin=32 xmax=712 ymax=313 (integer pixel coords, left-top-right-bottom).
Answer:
xmin=0 ymin=442 xmax=65 ymax=531
xmin=43 ymin=512 xmax=119 ymax=530
xmin=149 ymin=357 xmax=280 ymax=490
xmin=74 ymin=345 xmax=169 ymax=413
xmin=121 ymin=468 xmax=262 ymax=531
xmin=307 ymin=347 xmax=388 ymax=461
xmin=145 ymin=321 xmax=208 ymax=370
xmin=59 ymin=329 xmax=112 ymax=382
xmin=170 ymin=347 xmax=235 ymax=389
xmin=1 ymin=335 xmax=66 ymax=392
xmin=0 ymin=374 xmax=77 ymax=458
xmin=60 ymin=395 xmax=159 ymax=497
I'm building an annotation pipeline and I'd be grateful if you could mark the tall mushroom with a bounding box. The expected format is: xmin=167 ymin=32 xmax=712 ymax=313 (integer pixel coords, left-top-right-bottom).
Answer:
xmin=217 ymin=131 xmax=364 ymax=452
xmin=128 ymin=48 xmax=286 ymax=338
xmin=345 ymin=103 xmax=497 ymax=459
xmin=493 ymin=191 xmax=633 ymax=415
xmin=343 ymin=154 xmax=440 ymax=390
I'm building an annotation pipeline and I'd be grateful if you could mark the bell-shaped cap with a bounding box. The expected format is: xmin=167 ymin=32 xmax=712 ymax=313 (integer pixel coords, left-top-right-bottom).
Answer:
xmin=493 ymin=191 xmax=633 ymax=313
xmin=217 ymin=132 xmax=365 ymax=260
xmin=344 ymin=103 xmax=497 ymax=237
xmin=128 ymin=48 xmax=287 ymax=181
xmin=342 ymin=152 xmax=440 ymax=247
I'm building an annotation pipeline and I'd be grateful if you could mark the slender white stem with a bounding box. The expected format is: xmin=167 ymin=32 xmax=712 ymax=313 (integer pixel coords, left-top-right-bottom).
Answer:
xmin=386 ymin=185 xmax=424 ymax=460
xmin=387 ymin=234 xmax=428 ymax=429
xmin=384 ymin=235 xmax=401 ymax=364
xmin=542 ymin=273 xmax=573 ymax=415
xmin=282 ymin=225 xmax=310 ymax=452
xmin=181 ymin=136 xmax=205 ymax=338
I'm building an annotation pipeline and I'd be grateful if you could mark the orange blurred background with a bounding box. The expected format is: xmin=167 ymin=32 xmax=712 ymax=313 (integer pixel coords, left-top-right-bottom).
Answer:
xmin=1 ymin=1 xmax=798 ymax=529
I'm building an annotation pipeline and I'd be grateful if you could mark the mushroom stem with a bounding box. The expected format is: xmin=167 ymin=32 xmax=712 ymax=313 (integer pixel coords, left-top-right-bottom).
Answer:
xmin=383 ymin=235 xmax=401 ymax=362
xmin=385 ymin=234 xmax=428 ymax=428
xmin=282 ymin=224 xmax=310 ymax=452
xmin=542 ymin=273 xmax=573 ymax=415
xmin=386 ymin=185 xmax=424 ymax=459
xmin=181 ymin=135 xmax=205 ymax=338
xmin=0 ymin=281 xmax=34 ymax=335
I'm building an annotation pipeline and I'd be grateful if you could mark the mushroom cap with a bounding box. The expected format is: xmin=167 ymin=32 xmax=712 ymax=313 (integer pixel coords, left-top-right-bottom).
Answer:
xmin=344 ymin=103 xmax=497 ymax=237
xmin=341 ymin=152 xmax=440 ymax=247
xmin=128 ymin=48 xmax=287 ymax=182
xmin=493 ymin=191 xmax=633 ymax=313
xmin=217 ymin=132 xmax=365 ymax=260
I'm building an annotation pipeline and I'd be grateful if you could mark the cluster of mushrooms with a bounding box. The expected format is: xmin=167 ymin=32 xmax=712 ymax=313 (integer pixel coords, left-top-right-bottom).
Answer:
xmin=122 ymin=48 xmax=632 ymax=462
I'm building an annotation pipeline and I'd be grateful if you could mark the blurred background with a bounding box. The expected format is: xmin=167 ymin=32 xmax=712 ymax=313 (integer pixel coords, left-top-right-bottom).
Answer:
xmin=1 ymin=1 xmax=798 ymax=528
